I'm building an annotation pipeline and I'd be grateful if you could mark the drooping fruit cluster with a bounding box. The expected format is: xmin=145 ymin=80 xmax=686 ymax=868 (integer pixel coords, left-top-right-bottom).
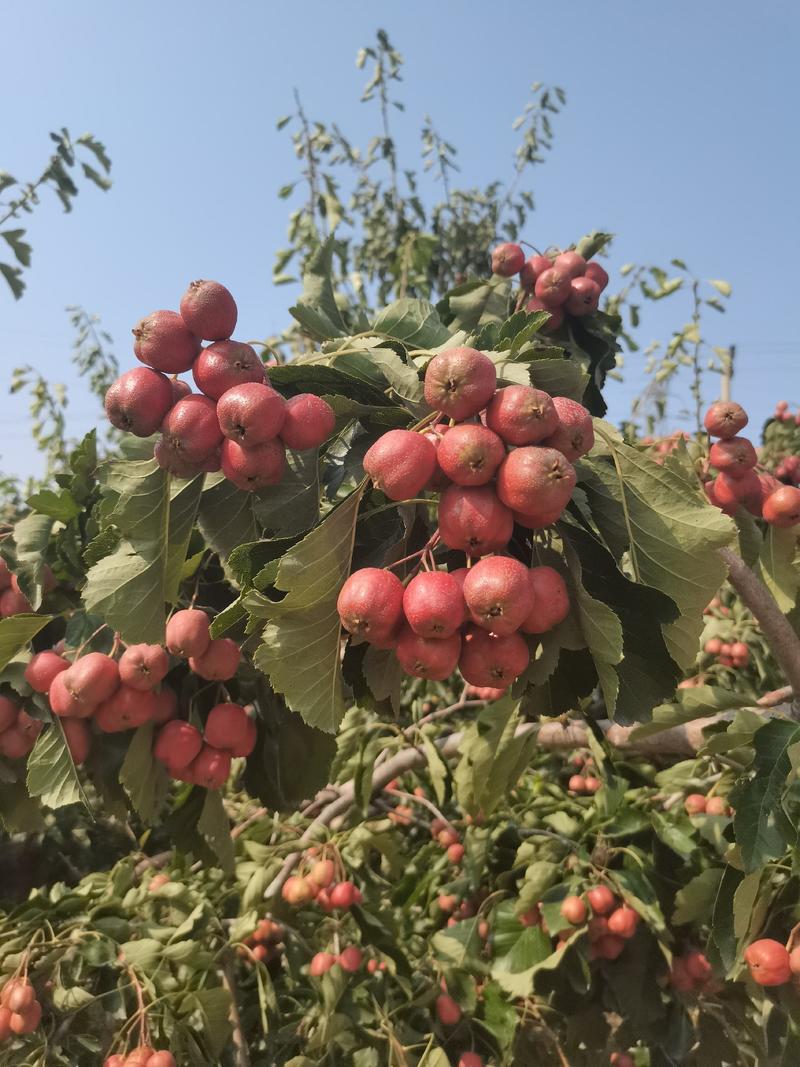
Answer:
xmin=240 ymin=917 xmax=285 ymax=966
xmin=0 ymin=695 xmax=43 ymax=760
xmin=703 ymin=400 xmax=800 ymax=525
xmin=490 ymin=242 xmax=610 ymax=333
xmin=339 ymin=349 xmax=589 ymax=689
xmin=762 ymin=401 xmax=800 ymax=486
xmin=669 ymin=950 xmax=716 ymax=994
xmin=518 ymin=883 xmax=640 ymax=963
xmin=702 ymin=635 xmax=750 ymax=670
xmin=0 ymin=560 xmax=56 ymax=618
xmin=103 ymin=1047 xmax=177 ymax=1067
xmin=683 ymin=792 xmax=732 ymax=817
xmin=309 ymin=945 xmax=364 ymax=976
xmin=281 ymin=852 xmax=363 ymax=913
xmin=152 ymin=698 xmax=254 ymax=789
xmin=0 ymin=978 xmax=41 ymax=1041
xmin=104 ymin=279 xmax=336 ymax=490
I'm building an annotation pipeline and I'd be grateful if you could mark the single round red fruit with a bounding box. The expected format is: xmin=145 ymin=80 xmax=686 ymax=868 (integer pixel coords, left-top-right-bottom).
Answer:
xmin=309 ymin=951 xmax=337 ymax=976
xmin=403 ymin=571 xmax=465 ymax=639
xmin=704 ymin=400 xmax=748 ymax=439
xmin=520 ymin=254 xmax=553 ymax=289
xmin=154 ymin=437 xmax=217 ymax=479
xmin=705 ymin=795 xmax=728 ymax=816
xmin=713 ymin=469 xmax=763 ymax=515
xmin=709 ymin=436 xmax=757 ymax=478
xmin=525 ymin=296 xmax=564 ymax=331
xmin=337 ymin=568 xmax=405 ymax=644
xmin=204 ymin=703 xmax=256 ymax=757
xmin=0 ymin=695 xmax=18 ymax=731
xmin=161 ymin=394 xmax=223 ymax=462
xmin=95 ymin=685 xmax=156 ymax=732
xmin=192 ymin=340 xmax=266 ymax=401
xmin=154 ymin=720 xmax=203 ymax=770
xmin=5 ymin=981 xmax=35 ymax=1013
xmin=166 ymin=609 xmax=211 ymax=658
xmin=279 ymin=394 xmax=336 ymax=451
xmin=221 ymin=437 xmax=286 ymax=491
xmin=522 ymin=566 xmax=570 ymax=633
xmin=568 ymin=774 xmax=586 ymax=793
xmin=587 ymin=885 xmax=616 ymax=915
xmin=190 ymin=745 xmax=232 ymax=789
xmin=744 ymin=939 xmax=791 ymax=986
xmin=541 ymin=396 xmax=595 ymax=462
xmin=458 ymin=1053 xmax=484 ymax=1067
xmin=423 ymin=348 xmax=497 ymax=421
xmin=282 ymin=875 xmax=315 ymax=905
xmin=535 ymin=268 xmax=571 ymax=307
xmin=396 ymin=627 xmax=461 ymax=681
xmin=554 ymin=250 xmax=587 ymax=278
xmin=147 ymin=1053 xmax=177 ymax=1067
xmin=62 ymin=718 xmax=91 ymax=765
xmin=609 ymin=1055 xmax=634 ymax=1067
xmin=458 ymin=626 xmax=529 ymax=688
xmin=685 ymin=950 xmax=712 ymax=982
xmin=24 ymin=650 xmax=69 ymax=694
xmin=363 ymin=429 xmax=437 ymax=501
xmin=763 ymin=486 xmax=800 ymax=527
xmin=560 ymin=895 xmax=587 ymax=925
xmin=491 ymin=242 xmax=525 ymax=276
xmin=496 ymin=446 xmax=576 ymax=514
xmin=485 ymin=385 xmax=558 ymax=446
xmin=437 ymin=485 xmax=513 ymax=556
xmin=584 ymin=261 xmax=609 ymax=291
xmin=607 ymin=906 xmax=638 ymax=939
xmin=684 ymin=793 xmax=707 ymax=815
xmin=435 ymin=992 xmax=462 ymax=1026
xmin=65 ymin=652 xmax=121 ymax=707
xmin=105 ymin=368 xmax=174 ymax=437
xmin=565 ymin=276 xmax=601 ymax=316
xmin=119 ymin=644 xmax=169 ymax=691
xmin=513 ymin=505 xmax=564 ymax=529
xmin=0 ymin=724 xmax=35 ymax=759
xmin=435 ymin=424 xmax=505 ymax=486
xmin=596 ymin=934 xmax=625 ymax=960
xmin=309 ymin=858 xmax=335 ymax=888
xmin=329 ymin=881 xmax=361 ymax=909
xmin=188 ymin=638 xmax=241 ymax=681
xmin=338 ymin=946 xmax=363 ymax=973
xmin=462 ymin=556 xmax=533 ymax=636
xmin=447 ymin=842 xmax=465 ymax=864
xmin=180 ymin=279 xmax=237 ymax=341
xmin=133 ymin=310 xmax=200 ymax=373
xmin=217 ymin=382 xmax=286 ymax=447
xmin=9 ymin=999 xmax=41 ymax=1034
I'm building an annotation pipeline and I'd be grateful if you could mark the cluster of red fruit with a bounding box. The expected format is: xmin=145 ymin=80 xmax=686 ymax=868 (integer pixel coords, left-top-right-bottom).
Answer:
xmin=684 ymin=792 xmax=732 ymax=816
xmin=743 ymin=938 xmax=800 ymax=987
xmin=773 ymin=400 xmax=800 ymax=426
xmin=567 ymin=750 xmax=601 ymax=794
xmin=308 ymin=945 xmax=366 ymax=977
xmin=520 ymin=884 xmax=640 ymax=962
xmin=104 ymin=1047 xmax=176 ymax=1067
xmin=491 ymin=242 xmax=610 ymax=332
xmin=104 ymin=279 xmax=336 ymax=489
xmin=703 ymin=401 xmax=800 ymax=526
xmin=338 ymin=348 xmax=590 ymax=689
xmin=0 ymin=559 xmax=55 ymax=619
xmin=281 ymin=856 xmax=362 ymax=913
xmin=240 ymin=917 xmax=284 ymax=966
xmin=0 ymin=695 xmax=43 ymax=760
xmin=0 ymin=978 xmax=41 ymax=1041
xmin=152 ymin=698 xmax=254 ymax=789
xmin=669 ymin=950 xmax=716 ymax=994
xmin=775 ymin=454 xmax=800 ymax=486
xmin=702 ymin=635 xmax=750 ymax=671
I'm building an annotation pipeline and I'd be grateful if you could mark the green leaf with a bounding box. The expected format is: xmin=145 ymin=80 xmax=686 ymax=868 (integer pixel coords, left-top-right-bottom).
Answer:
xmin=119 ymin=722 xmax=169 ymax=824
xmin=12 ymin=512 xmax=55 ymax=609
xmin=362 ymin=644 xmax=403 ymax=714
xmin=453 ymin=696 xmax=538 ymax=816
xmin=198 ymin=476 xmax=261 ymax=562
xmin=581 ymin=441 xmax=734 ymax=668
xmin=0 ymin=779 xmax=45 ymax=832
xmin=198 ymin=789 xmax=235 ymax=875
xmin=26 ymin=488 xmax=81 ymax=523
xmin=373 ymin=298 xmax=451 ymax=348
xmin=83 ymin=455 xmax=204 ymax=643
xmin=26 ymin=721 xmax=88 ymax=811
xmin=448 ymin=275 xmax=511 ymax=332
xmin=0 ymin=614 xmax=52 ymax=671
xmin=755 ymin=526 xmax=800 ymax=614
xmin=709 ymin=279 xmax=732 ymax=297
xmin=431 ymin=917 xmax=481 ymax=967
xmin=252 ymin=449 xmax=321 ymax=537
xmin=673 ymin=868 xmax=724 ymax=925
xmin=120 ymin=938 xmax=163 ymax=972
xmin=730 ymin=718 xmax=800 ymax=871
xmin=252 ymin=488 xmax=365 ymax=732
xmin=289 ymin=236 xmax=347 ymax=339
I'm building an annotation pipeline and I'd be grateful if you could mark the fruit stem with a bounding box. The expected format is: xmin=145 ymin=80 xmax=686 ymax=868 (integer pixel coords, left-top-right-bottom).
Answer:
xmin=220 ymin=953 xmax=251 ymax=1067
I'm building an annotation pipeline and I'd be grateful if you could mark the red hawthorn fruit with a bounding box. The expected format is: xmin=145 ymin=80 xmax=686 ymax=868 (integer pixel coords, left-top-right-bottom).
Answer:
xmin=221 ymin=437 xmax=286 ymax=491
xmin=553 ymin=250 xmax=587 ymax=279
xmin=587 ymin=916 xmax=608 ymax=941
xmin=154 ymin=720 xmax=203 ymax=770
xmin=147 ymin=1053 xmax=177 ymax=1067
xmin=705 ymin=796 xmax=729 ymax=816
xmin=469 ymin=685 xmax=505 ymax=700
xmin=396 ymin=627 xmax=461 ymax=681
xmin=485 ymin=385 xmax=558 ymax=446
xmin=560 ymin=895 xmax=587 ymax=925
xmin=216 ymin=382 xmax=286 ymax=447
xmin=513 ymin=504 xmax=565 ymax=529
xmin=0 ymin=695 xmax=18 ymax=732
xmin=24 ymin=650 xmax=69 ymax=694
xmin=789 ymin=945 xmax=800 ymax=976
xmin=95 ymin=686 xmax=157 ymax=732
xmin=65 ymin=653 xmax=120 ymax=707
xmin=541 ymin=396 xmax=595 ymax=462
xmin=192 ymin=340 xmax=266 ymax=401
xmin=744 ymin=939 xmax=791 ymax=986
xmin=704 ymin=400 xmax=748 ymax=439
xmin=491 ymin=242 xmax=525 ymax=276
xmin=568 ymin=774 xmax=586 ymax=793
xmin=161 ymin=394 xmax=223 ymax=462
xmin=763 ymin=486 xmax=800 ymax=527
xmin=709 ymin=436 xmax=757 ymax=478
xmin=0 ymin=725 xmax=35 ymax=759
xmin=103 ymin=1056 xmax=125 ymax=1067
xmin=191 ymin=745 xmax=232 ymax=789
xmin=584 ymin=261 xmax=610 ymax=291
xmin=337 ymin=568 xmax=405 ymax=644
xmin=166 ymin=609 xmax=211 ymax=658
xmin=496 ymin=446 xmax=576 ymax=514
xmin=458 ymin=1053 xmax=484 ymax=1067
xmin=435 ymin=423 xmax=505 ymax=486
xmin=518 ymin=907 xmax=541 ymax=927
xmin=338 ymin=946 xmax=363 ymax=973
xmin=520 ymin=254 xmax=553 ymax=289
xmin=105 ymin=367 xmax=174 ymax=437
xmin=670 ymin=956 xmax=695 ymax=992
xmin=565 ymin=276 xmax=601 ymax=316
xmin=309 ymin=951 xmax=337 ymax=976
xmin=279 ymin=393 xmax=336 ymax=451
xmin=423 ymin=348 xmax=497 ymax=421
xmin=282 ymin=875 xmax=315 ymax=905
xmin=329 ymin=881 xmax=361 ymax=909
xmin=62 ymin=718 xmax=91 ymax=765
xmin=170 ymin=378 xmax=192 ymax=404
xmin=435 ymin=992 xmax=462 ymax=1026
xmin=119 ymin=644 xmax=169 ymax=691
xmin=49 ymin=671 xmax=88 ymax=718
xmin=584 ymin=776 xmax=601 ymax=793
xmin=534 ymin=268 xmax=571 ymax=307
xmin=522 ymin=566 xmax=570 ymax=633
xmin=309 ymin=859 xmax=335 ymax=888
xmin=684 ymin=793 xmax=707 ymax=814
xmin=363 ymin=429 xmax=437 ymax=501
xmin=402 ymin=571 xmax=465 ymax=639
xmin=151 ymin=687 xmax=179 ymax=725
xmin=587 ymin=885 xmax=616 ymax=915
xmin=609 ymin=1055 xmax=634 ymax=1067
xmin=188 ymin=637 xmax=241 ymax=681
xmin=437 ymin=827 xmax=459 ymax=848
xmin=596 ymin=934 xmax=625 ymax=960
xmin=524 ymin=296 xmax=564 ymax=331
xmin=0 ymin=559 xmax=9 ymax=591
xmin=16 ymin=710 xmax=43 ymax=742
xmin=714 ymin=469 xmax=762 ymax=517
xmin=685 ymin=950 xmax=712 ymax=982
xmin=148 ymin=873 xmax=171 ymax=892
xmin=122 ymin=1046 xmax=154 ymax=1066
xmin=730 ymin=640 xmax=750 ymax=664
xmin=458 ymin=626 xmax=529 ymax=688
xmin=422 ymin=427 xmax=450 ymax=489
xmin=3 ymin=981 xmax=34 ymax=1014
xmin=0 ymin=584 xmax=32 ymax=616
xmin=204 ymin=703 xmax=256 ymax=757
xmin=9 ymin=999 xmax=41 ymax=1034
xmin=607 ymin=906 xmax=638 ymax=939
xmin=437 ymin=484 xmax=513 ymax=556
xmin=704 ymin=637 xmax=723 ymax=655
xmin=180 ymin=279 xmax=237 ymax=341
xmin=438 ymin=893 xmax=458 ymax=913
xmin=462 ymin=556 xmax=533 ymax=636
xmin=447 ymin=842 xmax=465 ymax=864
xmin=154 ymin=437 xmax=216 ymax=478
xmin=133 ymin=310 xmax=200 ymax=373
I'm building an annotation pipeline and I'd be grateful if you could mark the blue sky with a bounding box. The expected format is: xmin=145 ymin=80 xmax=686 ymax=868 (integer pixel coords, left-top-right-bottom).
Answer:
xmin=3 ymin=1 xmax=798 ymax=481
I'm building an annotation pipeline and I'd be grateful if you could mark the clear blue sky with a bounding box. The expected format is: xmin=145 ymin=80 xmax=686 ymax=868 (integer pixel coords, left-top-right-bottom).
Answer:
xmin=3 ymin=1 xmax=798 ymax=481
